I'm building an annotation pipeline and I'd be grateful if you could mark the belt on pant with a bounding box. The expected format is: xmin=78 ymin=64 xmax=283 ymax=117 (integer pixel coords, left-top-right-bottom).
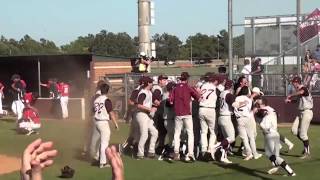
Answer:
xmin=199 ymin=106 xmax=215 ymax=109
xmin=95 ymin=118 xmax=108 ymax=121
xmin=300 ymin=109 xmax=312 ymax=111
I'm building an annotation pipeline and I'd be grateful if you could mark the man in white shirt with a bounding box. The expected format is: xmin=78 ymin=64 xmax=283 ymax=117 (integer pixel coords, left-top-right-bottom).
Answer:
xmin=241 ymin=59 xmax=252 ymax=88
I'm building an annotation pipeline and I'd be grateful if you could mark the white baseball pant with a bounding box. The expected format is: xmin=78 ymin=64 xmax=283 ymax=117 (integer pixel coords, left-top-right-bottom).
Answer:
xmin=291 ymin=109 xmax=313 ymax=141
xmin=95 ymin=120 xmax=111 ymax=165
xmin=174 ymin=115 xmax=194 ymax=155
xmin=90 ymin=118 xmax=100 ymax=160
xmin=12 ymin=100 xmax=24 ymax=120
xmin=136 ymin=112 xmax=158 ymax=157
xmin=199 ymin=108 xmax=217 ymax=152
xmin=264 ymin=131 xmax=285 ymax=166
xmin=60 ymin=96 xmax=69 ymax=119
xmin=237 ymin=117 xmax=259 ymax=157
xmin=218 ymin=115 xmax=235 ymax=143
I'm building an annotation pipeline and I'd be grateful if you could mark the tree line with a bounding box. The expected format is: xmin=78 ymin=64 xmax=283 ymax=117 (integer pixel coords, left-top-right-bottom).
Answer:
xmin=0 ymin=30 xmax=244 ymax=59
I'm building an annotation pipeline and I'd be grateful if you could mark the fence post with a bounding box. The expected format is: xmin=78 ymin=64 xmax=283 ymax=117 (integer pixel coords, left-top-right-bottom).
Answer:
xmin=124 ymin=73 xmax=128 ymax=120
xmin=283 ymin=53 xmax=287 ymax=96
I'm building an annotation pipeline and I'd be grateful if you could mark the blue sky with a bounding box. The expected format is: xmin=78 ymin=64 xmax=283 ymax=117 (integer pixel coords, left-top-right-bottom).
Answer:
xmin=0 ymin=0 xmax=319 ymax=46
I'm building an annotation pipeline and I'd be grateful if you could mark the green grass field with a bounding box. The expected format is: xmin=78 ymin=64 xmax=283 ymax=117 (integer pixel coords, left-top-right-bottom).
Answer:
xmin=0 ymin=118 xmax=320 ymax=180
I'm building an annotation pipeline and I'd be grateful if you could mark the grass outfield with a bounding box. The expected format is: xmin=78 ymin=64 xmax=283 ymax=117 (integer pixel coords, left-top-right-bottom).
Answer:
xmin=0 ymin=119 xmax=320 ymax=180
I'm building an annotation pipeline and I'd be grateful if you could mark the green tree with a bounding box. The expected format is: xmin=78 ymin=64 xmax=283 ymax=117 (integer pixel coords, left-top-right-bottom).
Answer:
xmin=152 ymin=33 xmax=182 ymax=60
xmin=185 ymin=33 xmax=216 ymax=58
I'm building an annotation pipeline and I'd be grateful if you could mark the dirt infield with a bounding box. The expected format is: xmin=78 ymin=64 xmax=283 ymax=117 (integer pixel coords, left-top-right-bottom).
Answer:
xmin=0 ymin=155 xmax=20 ymax=175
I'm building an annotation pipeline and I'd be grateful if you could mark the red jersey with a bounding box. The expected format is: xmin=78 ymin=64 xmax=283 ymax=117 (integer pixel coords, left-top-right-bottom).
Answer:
xmin=59 ymin=83 xmax=70 ymax=96
xmin=22 ymin=107 xmax=40 ymax=124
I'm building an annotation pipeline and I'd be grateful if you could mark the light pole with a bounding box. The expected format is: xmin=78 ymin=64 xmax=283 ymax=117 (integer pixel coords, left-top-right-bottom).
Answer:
xmin=217 ymin=35 xmax=221 ymax=60
xmin=190 ymin=40 xmax=193 ymax=64
xmin=228 ymin=0 xmax=233 ymax=80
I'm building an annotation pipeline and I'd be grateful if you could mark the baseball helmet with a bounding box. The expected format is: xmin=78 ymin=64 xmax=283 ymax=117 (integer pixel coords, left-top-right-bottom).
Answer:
xmin=139 ymin=52 xmax=146 ymax=57
xmin=292 ymin=76 xmax=302 ymax=84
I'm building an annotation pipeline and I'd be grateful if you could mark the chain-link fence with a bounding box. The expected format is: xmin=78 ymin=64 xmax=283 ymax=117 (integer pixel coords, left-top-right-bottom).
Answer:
xmin=232 ymin=13 xmax=320 ymax=75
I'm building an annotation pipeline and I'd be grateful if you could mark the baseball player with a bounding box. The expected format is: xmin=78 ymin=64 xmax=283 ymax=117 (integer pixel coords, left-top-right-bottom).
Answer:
xmin=11 ymin=74 xmax=26 ymax=120
xmin=232 ymin=86 xmax=262 ymax=160
xmin=122 ymin=77 xmax=144 ymax=154
xmin=198 ymin=73 xmax=218 ymax=157
xmin=170 ymin=72 xmax=201 ymax=162
xmin=89 ymin=80 xmax=108 ymax=162
xmin=285 ymin=76 xmax=313 ymax=159
xmin=17 ymin=92 xmax=41 ymax=136
xmin=163 ymin=81 xmax=176 ymax=148
xmin=218 ymin=80 xmax=236 ymax=151
xmin=255 ymin=98 xmax=296 ymax=176
xmin=0 ymin=81 xmax=4 ymax=115
xmin=93 ymin=83 xmax=119 ymax=168
xmin=136 ymin=76 xmax=158 ymax=159
xmin=58 ymin=81 xmax=70 ymax=119
xmin=152 ymin=75 xmax=168 ymax=151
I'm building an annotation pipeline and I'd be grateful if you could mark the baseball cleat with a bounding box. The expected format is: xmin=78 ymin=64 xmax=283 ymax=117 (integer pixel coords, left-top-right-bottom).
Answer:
xmin=289 ymin=172 xmax=296 ymax=177
xmin=244 ymin=154 xmax=253 ymax=161
xmin=147 ymin=153 xmax=156 ymax=159
xmin=221 ymin=158 xmax=233 ymax=164
xmin=300 ymin=153 xmax=311 ymax=160
xmin=267 ymin=167 xmax=279 ymax=174
xmin=173 ymin=153 xmax=180 ymax=161
xmin=254 ymin=153 xmax=262 ymax=160
xmin=136 ymin=156 xmax=144 ymax=160
xmin=99 ymin=164 xmax=111 ymax=168
xmin=185 ymin=154 xmax=195 ymax=163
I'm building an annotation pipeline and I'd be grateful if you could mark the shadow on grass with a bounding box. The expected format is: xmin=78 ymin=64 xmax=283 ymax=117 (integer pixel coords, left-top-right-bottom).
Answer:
xmin=180 ymin=162 xmax=273 ymax=180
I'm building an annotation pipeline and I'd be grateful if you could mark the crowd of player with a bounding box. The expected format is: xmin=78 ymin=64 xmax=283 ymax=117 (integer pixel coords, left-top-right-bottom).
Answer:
xmin=88 ymin=69 xmax=314 ymax=177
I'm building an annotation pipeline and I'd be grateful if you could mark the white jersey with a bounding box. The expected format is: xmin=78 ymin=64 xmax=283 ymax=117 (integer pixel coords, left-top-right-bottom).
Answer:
xmin=233 ymin=95 xmax=252 ymax=118
xmin=199 ymin=82 xmax=217 ymax=108
xmin=93 ymin=95 xmax=110 ymax=121
xmin=138 ymin=89 xmax=153 ymax=109
xmin=298 ymin=87 xmax=313 ymax=110
xmin=220 ymin=90 xmax=233 ymax=116
xmin=259 ymin=106 xmax=277 ymax=134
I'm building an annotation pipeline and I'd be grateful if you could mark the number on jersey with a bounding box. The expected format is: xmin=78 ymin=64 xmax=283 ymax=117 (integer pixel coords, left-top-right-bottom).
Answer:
xmin=94 ymin=103 xmax=104 ymax=114
xmin=201 ymin=89 xmax=215 ymax=100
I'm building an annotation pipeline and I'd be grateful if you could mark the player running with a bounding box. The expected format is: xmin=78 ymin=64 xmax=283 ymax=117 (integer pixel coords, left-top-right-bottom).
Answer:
xmin=11 ymin=74 xmax=26 ymax=121
xmin=285 ymin=76 xmax=313 ymax=159
xmin=255 ymin=98 xmax=296 ymax=176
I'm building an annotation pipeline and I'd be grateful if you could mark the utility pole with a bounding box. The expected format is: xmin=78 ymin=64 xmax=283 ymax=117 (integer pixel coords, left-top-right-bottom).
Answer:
xmin=228 ymin=0 xmax=233 ymax=79
xmin=217 ymin=35 xmax=220 ymax=60
xmin=296 ymin=0 xmax=301 ymax=74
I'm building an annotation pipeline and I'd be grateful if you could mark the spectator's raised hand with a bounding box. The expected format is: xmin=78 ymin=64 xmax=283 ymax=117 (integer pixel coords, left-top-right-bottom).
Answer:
xmin=21 ymin=138 xmax=58 ymax=180
xmin=106 ymin=146 xmax=124 ymax=180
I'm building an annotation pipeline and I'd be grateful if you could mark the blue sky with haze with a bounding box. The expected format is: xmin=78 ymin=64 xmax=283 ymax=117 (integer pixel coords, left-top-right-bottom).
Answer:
xmin=0 ymin=0 xmax=319 ymax=45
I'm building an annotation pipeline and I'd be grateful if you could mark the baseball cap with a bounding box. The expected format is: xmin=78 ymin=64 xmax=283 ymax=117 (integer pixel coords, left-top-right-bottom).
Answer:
xmin=142 ymin=76 xmax=153 ymax=84
xmin=225 ymin=79 xmax=233 ymax=89
xmin=292 ymin=76 xmax=302 ymax=84
xmin=158 ymin=75 xmax=168 ymax=81
xmin=252 ymin=87 xmax=264 ymax=95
